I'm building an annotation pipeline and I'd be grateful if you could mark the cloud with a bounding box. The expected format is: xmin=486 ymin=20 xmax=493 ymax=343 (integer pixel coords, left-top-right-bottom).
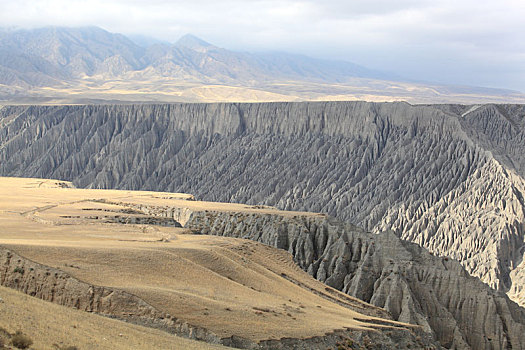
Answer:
xmin=0 ymin=0 xmax=524 ymax=90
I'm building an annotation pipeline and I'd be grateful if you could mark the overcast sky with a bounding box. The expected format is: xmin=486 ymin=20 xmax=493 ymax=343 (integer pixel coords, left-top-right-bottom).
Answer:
xmin=1 ymin=0 xmax=524 ymax=91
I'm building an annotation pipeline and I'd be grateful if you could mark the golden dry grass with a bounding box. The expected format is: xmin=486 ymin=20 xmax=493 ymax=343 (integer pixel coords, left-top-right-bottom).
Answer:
xmin=0 ymin=286 xmax=230 ymax=350
xmin=0 ymin=176 xmax=410 ymax=344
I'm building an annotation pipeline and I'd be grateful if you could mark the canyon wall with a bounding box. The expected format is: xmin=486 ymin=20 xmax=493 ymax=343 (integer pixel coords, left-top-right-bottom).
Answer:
xmin=1 ymin=102 xmax=524 ymax=307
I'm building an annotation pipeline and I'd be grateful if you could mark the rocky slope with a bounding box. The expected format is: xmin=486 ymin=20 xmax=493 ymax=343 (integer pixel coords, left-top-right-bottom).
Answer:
xmin=1 ymin=174 xmax=521 ymax=349
xmin=0 ymin=102 xmax=525 ymax=308
xmin=102 ymin=198 xmax=525 ymax=350
xmin=0 ymin=189 xmax=437 ymax=350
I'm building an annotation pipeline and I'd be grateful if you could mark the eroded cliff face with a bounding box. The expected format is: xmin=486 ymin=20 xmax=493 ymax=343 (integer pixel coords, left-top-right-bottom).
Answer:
xmin=183 ymin=210 xmax=525 ymax=350
xmin=1 ymin=102 xmax=525 ymax=306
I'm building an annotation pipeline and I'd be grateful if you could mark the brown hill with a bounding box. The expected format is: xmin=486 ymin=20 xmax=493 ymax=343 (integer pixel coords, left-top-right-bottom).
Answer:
xmin=0 ymin=177 xmax=431 ymax=349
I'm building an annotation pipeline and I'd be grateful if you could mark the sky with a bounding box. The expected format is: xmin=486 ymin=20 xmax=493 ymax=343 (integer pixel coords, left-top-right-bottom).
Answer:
xmin=1 ymin=0 xmax=524 ymax=92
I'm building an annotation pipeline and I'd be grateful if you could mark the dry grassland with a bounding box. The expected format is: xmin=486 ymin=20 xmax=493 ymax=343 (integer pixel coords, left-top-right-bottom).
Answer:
xmin=0 ymin=177 xmax=410 ymax=345
xmin=0 ymin=286 xmax=230 ymax=349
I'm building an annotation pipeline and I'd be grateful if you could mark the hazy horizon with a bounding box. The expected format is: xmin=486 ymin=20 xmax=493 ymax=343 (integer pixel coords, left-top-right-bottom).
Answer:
xmin=1 ymin=0 xmax=524 ymax=92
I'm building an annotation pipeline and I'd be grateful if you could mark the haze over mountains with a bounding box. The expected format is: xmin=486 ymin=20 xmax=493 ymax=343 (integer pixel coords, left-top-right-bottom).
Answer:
xmin=1 ymin=26 xmax=524 ymax=104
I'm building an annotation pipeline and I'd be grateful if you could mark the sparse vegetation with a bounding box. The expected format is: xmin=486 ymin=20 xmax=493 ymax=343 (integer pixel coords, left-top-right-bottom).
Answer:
xmin=13 ymin=267 xmax=24 ymax=274
xmin=0 ymin=327 xmax=9 ymax=338
xmin=1 ymin=285 xmax=225 ymax=350
xmin=54 ymin=345 xmax=79 ymax=350
xmin=11 ymin=330 xmax=33 ymax=349
xmin=252 ymin=307 xmax=270 ymax=313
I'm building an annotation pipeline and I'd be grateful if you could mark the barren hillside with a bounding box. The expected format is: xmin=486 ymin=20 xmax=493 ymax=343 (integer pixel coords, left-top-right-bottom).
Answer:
xmin=1 ymin=177 xmax=524 ymax=349
xmin=0 ymin=286 xmax=231 ymax=350
xmin=0 ymin=177 xmax=434 ymax=349
xmin=1 ymin=27 xmax=524 ymax=104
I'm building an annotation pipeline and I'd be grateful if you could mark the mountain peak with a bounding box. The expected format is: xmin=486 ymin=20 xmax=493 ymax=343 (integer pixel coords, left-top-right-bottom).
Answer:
xmin=175 ymin=34 xmax=213 ymax=51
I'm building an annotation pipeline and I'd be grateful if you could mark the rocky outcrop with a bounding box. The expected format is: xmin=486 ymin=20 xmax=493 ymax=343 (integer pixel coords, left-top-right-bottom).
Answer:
xmin=1 ymin=102 xmax=525 ymax=307
xmin=183 ymin=209 xmax=525 ymax=350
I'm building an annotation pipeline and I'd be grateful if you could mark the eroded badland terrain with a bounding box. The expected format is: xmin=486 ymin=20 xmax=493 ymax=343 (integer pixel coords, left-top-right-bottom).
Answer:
xmin=0 ymin=177 xmax=434 ymax=349
xmin=1 ymin=21 xmax=525 ymax=350
xmin=1 ymin=102 xmax=525 ymax=349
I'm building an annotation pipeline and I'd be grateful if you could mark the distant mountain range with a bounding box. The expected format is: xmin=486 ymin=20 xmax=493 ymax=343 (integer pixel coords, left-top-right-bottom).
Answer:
xmin=0 ymin=26 xmax=524 ymax=104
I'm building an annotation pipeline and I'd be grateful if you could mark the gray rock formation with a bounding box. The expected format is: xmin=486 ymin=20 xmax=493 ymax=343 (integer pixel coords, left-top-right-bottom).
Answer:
xmin=1 ymin=102 xmax=524 ymax=308
xmin=98 ymin=198 xmax=525 ymax=350
xmin=183 ymin=209 xmax=525 ymax=350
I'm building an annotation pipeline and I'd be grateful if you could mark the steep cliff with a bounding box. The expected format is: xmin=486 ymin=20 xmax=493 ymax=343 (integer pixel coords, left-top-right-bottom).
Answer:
xmin=183 ymin=210 xmax=525 ymax=350
xmin=1 ymin=102 xmax=525 ymax=307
